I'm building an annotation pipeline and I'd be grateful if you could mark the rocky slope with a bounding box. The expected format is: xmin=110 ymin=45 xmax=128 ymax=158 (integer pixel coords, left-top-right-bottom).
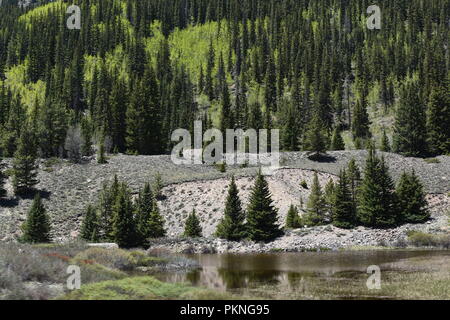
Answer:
xmin=0 ymin=151 xmax=449 ymax=245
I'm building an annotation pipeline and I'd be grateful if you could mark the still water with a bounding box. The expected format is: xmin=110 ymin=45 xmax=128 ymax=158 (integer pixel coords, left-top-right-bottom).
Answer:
xmin=156 ymin=250 xmax=449 ymax=299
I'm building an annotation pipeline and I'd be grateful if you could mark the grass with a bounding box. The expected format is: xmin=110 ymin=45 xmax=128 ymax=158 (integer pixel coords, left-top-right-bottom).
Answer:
xmin=60 ymin=276 xmax=240 ymax=300
xmin=0 ymin=242 xmax=198 ymax=300
xmin=424 ymin=158 xmax=441 ymax=164
xmin=407 ymin=231 xmax=450 ymax=249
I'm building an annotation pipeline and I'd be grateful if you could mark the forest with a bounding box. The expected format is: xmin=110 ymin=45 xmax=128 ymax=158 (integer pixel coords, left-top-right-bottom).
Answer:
xmin=0 ymin=0 xmax=448 ymax=164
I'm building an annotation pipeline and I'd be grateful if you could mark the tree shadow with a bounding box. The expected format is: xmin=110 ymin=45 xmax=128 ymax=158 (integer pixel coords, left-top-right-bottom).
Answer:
xmin=0 ymin=197 xmax=19 ymax=207
xmin=307 ymin=153 xmax=337 ymax=163
xmin=16 ymin=189 xmax=52 ymax=200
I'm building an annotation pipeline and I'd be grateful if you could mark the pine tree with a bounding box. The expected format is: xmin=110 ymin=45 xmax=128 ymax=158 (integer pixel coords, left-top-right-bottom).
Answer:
xmin=393 ymin=80 xmax=428 ymax=157
xmin=21 ymin=194 xmax=51 ymax=243
xmin=112 ymin=184 xmax=136 ymax=248
xmin=80 ymin=205 xmax=99 ymax=242
xmin=396 ymin=170 xmax=429 ymax=224
xmin=352 ymin=98 xmax=371 ymax=140
xmin=285 ymin=204 xmax=301 ymax=229
xmin=148 ymin=199 xmax=166 ymax=238
xmin=12 ymin=128 xmax=39 ymax=195
xmin=380 ymin=129 xmax=391 ymax=152
xmin=357 ymin=147 xmax=397 ymax=228
xmin=97 ymin=138 xmax=107 ymax=164
xmin=183 ymin=209 xmax=202 ymax=238
xmin=246 ymin=170 xmax=283 ymax=242
xmin=323 ymin=179 xmax=336 ymax=221
xmin=98 ymin=176 xmax=120 ymax=242
xmin=426 ymin=85 xmax=450 ymax=155
xmin=135 ymin=182 xmax=154 ymax=245
xmin=302 ymin=112 xmax=327 ymax=158
xmin=332 ymin=169 xmax=356 ymax=229
xmin=215 ymin=176 xmax=246 ymax=241
xmin=347 ymin=158 xmax=361 ymax=219
xmin=330 ymin=126 xmax=345 ymax=151
xmin=81 ymin=116 xmax=94 ymax=157
xmin=304 ymin=172 xmax=326 ymax=226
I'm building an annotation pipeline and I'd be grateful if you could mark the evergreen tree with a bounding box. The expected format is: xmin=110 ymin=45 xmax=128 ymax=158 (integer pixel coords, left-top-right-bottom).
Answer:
xmin=285 ymin=204 xmax=301 ymax=229
xmin=357 ymin=147 xmax=397 ymax=228
xmin=148 ymin=199 xmax=166 ymax=238
xmin=98 ymin=176 xmax=120 ymax=241
xmin=12 ymin=128 xmax=39 ymax=195
xmin=380 ymin=129 xmax=391 ymax=152
xmin=396 ymin=170 xmax=429 ymax=224
xmin=183 ymin=209 xmax=202 ymax=238
xmin=302 ymin=112 xmax=327 ymax=158
xmin=304 ymin=172 xmax=326 ymax=226
xmin=347 ymin=158 xmax=361 ymax=219
xmin=21 ymin=194 xmax=51 ymax=243
xmin=332 ymin=169 xmax=356 ymax=229
xmin=135 ymin=182 xmax=154 ymax=244
xmin=80 ymin=116 xmax=94 ymax=157
xmin=97 ymin=138 xmax=107 ymax=164
xmin=112 ymin=184 xmax=136 ymax=248
xmin=246 ymin=170 xmax=283 ymax=242
xmin=393 ymin=80 xmax=428 ymax=157
xmin=330 ymin=126 xmax=345 ymax=151
xmin=323 ymin=179 xmax=336 ymax=221
xmin=215 ymin=176 xmax=246 ymax=241
xmin=426 ymin=85 xmax=450 ymax=155
xmin=352 ymin=98 xmax=371 ymax=140
xmin=80 ymin=205 xmax=99 ymax=242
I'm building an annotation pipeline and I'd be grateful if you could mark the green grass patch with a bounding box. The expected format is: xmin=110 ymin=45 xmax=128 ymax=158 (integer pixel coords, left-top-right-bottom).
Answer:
xmin=60 ymin=276 xmax=239 ymax=300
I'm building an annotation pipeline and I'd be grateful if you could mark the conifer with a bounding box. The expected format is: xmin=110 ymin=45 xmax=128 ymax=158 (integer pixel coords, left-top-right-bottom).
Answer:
xmin=215 ymin=176 xmax=246 ymax=241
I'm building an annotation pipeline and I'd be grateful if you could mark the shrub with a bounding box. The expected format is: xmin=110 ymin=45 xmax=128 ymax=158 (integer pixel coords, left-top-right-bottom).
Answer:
xmin=407 ymin=231 xmax=450 ymax=248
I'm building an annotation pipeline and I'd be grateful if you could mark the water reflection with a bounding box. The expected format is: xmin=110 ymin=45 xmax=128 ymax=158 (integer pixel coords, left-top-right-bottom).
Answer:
xmin=156 ymin=250 xmax=449 ymax=295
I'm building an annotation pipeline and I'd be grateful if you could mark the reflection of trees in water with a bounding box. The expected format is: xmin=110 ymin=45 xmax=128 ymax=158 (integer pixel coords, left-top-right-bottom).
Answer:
xmin=217 ymin=269 xmax=281 ymax=289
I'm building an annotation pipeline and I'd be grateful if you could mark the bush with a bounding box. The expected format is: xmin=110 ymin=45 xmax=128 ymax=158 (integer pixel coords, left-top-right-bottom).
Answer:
xmin=407 ymin=231 xmax=450 ymax=248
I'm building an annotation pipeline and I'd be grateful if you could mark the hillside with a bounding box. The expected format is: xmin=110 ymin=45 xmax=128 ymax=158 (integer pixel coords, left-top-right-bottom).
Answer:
xmin=0 ymin=151 xmax=449 ymax=243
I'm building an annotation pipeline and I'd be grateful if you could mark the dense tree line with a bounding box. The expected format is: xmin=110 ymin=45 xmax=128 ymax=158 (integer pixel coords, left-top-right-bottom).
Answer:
xmin=0 ymin=0 xmax=447 ymax=161
xmin=80 ymin=176 xmax=166 ymax=247
xmin=298 ymin=146 xmax=430 ymax=229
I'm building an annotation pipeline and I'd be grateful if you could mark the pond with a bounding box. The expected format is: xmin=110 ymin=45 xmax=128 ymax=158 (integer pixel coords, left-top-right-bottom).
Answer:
xmin=155 ymin=250 xmax=450 ymax=299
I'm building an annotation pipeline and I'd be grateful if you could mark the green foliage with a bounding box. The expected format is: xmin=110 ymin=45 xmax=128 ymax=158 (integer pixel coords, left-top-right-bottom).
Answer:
xmin=246 ymin=170 xmax=283 ymax=242
xmin=152 ymin=172 xmax=164 ymax=200
xmin=332 ymin=170 xmax=356 ymax=229
xmin=183 ymin=209 xmax=202 ymax=238
xmin=304 ymin=172 xmax=326 ymax=226
xmin=215 ymin=176 xmax=246 ymax=241
xmin=396 ymin=170 xmax=430 ymax=224
xmin=357 ymin=147 xmax=398 ymax=228
xmin=352 ymin=98 xmax=371 ymax=139
xmin=302 ymin=113 xmax=327 ymax=157
xmin=426 ymin=85 xmax=450 ymax=155
xmin=380 ymin=129 xmax=391 ymax=152
xmin=147 ymin=200 xmax=166 ymax=239
xmin=21 ymin=194 xmax=51 ymax=244
xmin=97 ymin=139 xmax=107 ymax=164
xmin=393 ymin=79 xmax=428 ymax=157
xmin=285 ymin=204 xmax=301 ymax=229
xmin=330 ymin=126 xmax=345 ymax=151
xmin=12 ymin=127 xmax=39 ymax=195
xmin=80 ymin=205 xmax=100 ymax=243
xmin=112 ymin=183 xmax=137 ymax=248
